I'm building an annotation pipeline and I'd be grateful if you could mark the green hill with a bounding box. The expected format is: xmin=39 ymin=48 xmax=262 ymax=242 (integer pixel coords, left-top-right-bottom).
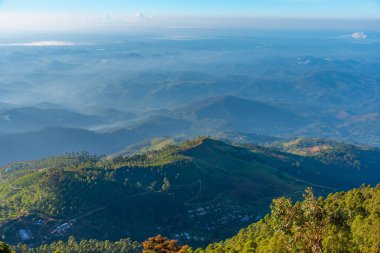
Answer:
xmin=196 ymin=185 xmax=380 ymax=253
xmin=5 ymin=185 xmax=379 ymax=253
xmin=0 ymin=138 xmax=379 ymax=247
xmin=270 ymin=137 xmax=380 ymax=186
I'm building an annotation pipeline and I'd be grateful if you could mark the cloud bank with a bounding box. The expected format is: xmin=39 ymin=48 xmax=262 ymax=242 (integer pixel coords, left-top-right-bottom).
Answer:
xmin=0 ymin=41 xmax=84 ymax=47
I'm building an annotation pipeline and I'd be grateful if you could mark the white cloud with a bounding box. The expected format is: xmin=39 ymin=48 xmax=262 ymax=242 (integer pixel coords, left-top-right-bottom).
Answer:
xmin=156 ymin=35 xmax=205 ymax=41
xmin=338 ymin=32 xmax=368 ymax=40
xmin=351 ymin=32 xmax=367 ymax=39
xmin=135 ymin=12 xmax=145 ymax=19
xmin=0 ymin=41 xmax=84 ymax=47
xmin=135 ymin=12 xmax=155 ymax=20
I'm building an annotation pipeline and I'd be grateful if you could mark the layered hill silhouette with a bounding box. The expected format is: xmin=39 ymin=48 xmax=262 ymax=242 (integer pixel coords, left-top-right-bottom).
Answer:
xmin=0 ymin=106 xmax=107 ymax=134
xmin=0 ymin=116 xmax=189 ymax=165
xmin=172 ymin=95 xmax=308 ymax=134
xmin=2 ymin=95 xmax=379 ymax=167
xmin=0 ymin=96 xmax=310 ymax=165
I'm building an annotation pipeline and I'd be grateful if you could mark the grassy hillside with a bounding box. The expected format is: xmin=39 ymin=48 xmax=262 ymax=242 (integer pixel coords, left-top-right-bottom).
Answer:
xmin=0 ymin=138 xmax=379 ymax=247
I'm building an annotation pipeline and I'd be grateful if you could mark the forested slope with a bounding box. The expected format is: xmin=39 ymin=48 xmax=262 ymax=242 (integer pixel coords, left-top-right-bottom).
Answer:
xmin=0 ymin=138 xmax=379 ymax=248
xmin=195 ymin=185 xmax=380 ymax=253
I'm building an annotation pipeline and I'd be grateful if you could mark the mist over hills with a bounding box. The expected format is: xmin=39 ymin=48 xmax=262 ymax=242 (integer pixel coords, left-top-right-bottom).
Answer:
xmin=0 ymin=107 xmax=104 ymax=133
xmin=0 ymin=95 xmax=310 ymax=165
xmin=0 ymin=30 xmax=380 ymax=251
xmin=0 ymin=91 xmax=379 ymax=165
xmin=0 ymin=115 xmax=189 ymax=165
xmin=1 ymin=31 xmax=380 ymax=154
xmin=172 ymin=96 xmax=308 ymax=134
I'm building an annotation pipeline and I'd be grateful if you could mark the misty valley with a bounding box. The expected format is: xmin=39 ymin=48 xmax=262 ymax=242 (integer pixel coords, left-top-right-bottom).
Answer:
xmin=0 ymin=29 xmax=379 ymax=252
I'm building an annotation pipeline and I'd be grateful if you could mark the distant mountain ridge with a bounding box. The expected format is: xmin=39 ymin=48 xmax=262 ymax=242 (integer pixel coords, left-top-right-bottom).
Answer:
xmin=0 ymin=107 xmax=104 ymax=133
xmin=0 ymin=115 xmax=189 ymax=165
xmin=172 ymin=95 xmax=308 ymax=134
xmin=0 ymin=96 xmax=310 ymax=165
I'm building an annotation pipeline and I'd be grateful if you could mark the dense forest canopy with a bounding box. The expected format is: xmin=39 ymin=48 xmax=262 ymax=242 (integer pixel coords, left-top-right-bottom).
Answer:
xmin=195 ymin=185 xmax=379 ymax=253
xmin=0 ymin=185 xmax=378 ymax=252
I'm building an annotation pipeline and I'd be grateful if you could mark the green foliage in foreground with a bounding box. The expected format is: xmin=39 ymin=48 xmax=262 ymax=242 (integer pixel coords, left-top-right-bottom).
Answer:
xmin=0 ymin=185 xmax=378 ymax=253
xmin=14 ymin=237 xmax=141 ymax=253
xmin=194 ymin=185 xmax=380 ymax=253
xmin=0 ymin=241 xmax=14 ymax=253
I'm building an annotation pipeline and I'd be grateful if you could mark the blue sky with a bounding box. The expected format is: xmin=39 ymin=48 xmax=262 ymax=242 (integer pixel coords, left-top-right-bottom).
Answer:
xmin=0 ymin=0 xmax=379 ymax=31
xmin=1 ymin=0 xmax=380 ymax=18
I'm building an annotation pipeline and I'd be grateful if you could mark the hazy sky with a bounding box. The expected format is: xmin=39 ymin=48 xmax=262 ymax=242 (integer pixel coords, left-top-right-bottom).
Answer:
xmin=0 ymin=0 xmax=380 ymax=31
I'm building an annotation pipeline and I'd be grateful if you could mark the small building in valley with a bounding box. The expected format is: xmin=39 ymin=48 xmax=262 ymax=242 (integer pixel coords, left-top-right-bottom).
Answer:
xmin=18 ymin=229 xmax=32 ymax=241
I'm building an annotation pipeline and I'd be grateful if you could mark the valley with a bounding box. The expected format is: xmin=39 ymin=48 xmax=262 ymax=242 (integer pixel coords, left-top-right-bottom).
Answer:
xmin=0 ymin=15 xmax=379 ymax=252
xmin=1 ymin=32 xmax=380 ymax=168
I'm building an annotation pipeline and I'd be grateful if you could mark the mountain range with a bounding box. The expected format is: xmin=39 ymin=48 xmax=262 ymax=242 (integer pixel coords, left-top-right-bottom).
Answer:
xmin=1 ymin=94 xmax=380 ymax=166
xmin=0 ymin=95 xmax=309 ymax=165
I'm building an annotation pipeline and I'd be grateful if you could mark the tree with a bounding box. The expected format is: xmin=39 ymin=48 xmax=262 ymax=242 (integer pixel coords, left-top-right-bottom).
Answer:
xmin=0 ymin=241 xmax=14 ymax=253
xmin=143 ymin=235 xmax=189 ymax=253
xmin=162 ymin=177 xmax=171 ymax=192
xmin=197 ymin=185 xmax=380 ymax=253
xmin=271 ymin=188 xmax=325 ymax=253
